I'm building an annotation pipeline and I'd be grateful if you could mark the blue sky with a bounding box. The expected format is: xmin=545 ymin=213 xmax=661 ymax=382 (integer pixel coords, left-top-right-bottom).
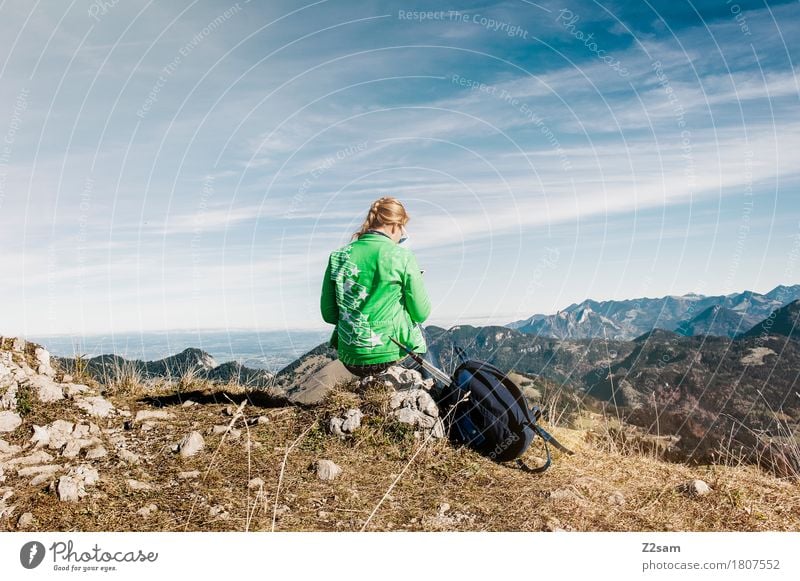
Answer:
xmin=0 ymin=0 xmax=798 ymax=335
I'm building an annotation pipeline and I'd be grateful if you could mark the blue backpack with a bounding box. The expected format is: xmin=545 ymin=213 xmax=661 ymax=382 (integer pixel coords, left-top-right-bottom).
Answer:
xmin=436 ymin=351 xmax=574 ymax=473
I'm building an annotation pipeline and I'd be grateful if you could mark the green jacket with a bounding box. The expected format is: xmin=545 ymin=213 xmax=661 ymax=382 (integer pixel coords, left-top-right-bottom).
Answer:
xmin=320 ymin=231 xmax=431 ymax=365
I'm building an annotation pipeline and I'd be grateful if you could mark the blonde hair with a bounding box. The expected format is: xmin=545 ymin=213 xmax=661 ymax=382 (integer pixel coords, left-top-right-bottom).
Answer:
xmin=351 ymin=196 xmax=409 ymax=241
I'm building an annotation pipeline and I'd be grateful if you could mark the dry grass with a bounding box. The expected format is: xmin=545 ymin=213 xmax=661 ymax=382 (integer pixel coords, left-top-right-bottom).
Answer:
xmin=2 ymin=377 xmax=799 ymax=532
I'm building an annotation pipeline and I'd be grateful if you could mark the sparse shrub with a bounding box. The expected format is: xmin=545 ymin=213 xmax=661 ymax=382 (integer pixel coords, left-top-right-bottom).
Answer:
xmin=15 ymin=383 xmax=33 ymax=416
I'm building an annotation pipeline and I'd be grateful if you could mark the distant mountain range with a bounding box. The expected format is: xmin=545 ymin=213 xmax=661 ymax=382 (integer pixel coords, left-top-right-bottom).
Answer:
xmin=507 ymin=285 xmax=800 ymax=340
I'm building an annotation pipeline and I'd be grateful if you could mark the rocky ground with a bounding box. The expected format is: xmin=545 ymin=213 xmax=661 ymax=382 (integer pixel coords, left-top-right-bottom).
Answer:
xmin=1 ymin=336 xmax=799 ymax=532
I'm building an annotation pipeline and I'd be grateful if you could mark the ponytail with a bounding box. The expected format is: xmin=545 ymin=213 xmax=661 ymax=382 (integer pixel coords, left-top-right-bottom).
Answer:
xmin=351 ymin=196 xmax=409 ymax=241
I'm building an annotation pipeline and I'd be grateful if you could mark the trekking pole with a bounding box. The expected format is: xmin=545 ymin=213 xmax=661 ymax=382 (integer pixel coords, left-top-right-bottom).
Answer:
xmin=388 ymin=336 xmax=453 ymax=387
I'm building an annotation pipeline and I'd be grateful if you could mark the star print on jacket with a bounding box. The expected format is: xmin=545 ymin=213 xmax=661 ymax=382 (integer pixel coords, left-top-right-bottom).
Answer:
xmin=328 ymin=246 xmax=383 ymax=349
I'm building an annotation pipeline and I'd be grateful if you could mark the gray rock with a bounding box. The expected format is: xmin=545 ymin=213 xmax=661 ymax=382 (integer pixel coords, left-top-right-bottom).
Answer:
xmin=75 ymin=396 xmax=115 ymax=418
xmin=85 ymin=446 xmax=107 ymax=460
xmin=0 ymin=377 xmax=17 ymax=410
xmin=678 ymin=479 xmax=712 ymax=497
xmin=257 ymin=416 xmax=269 ymax=425
xmin=177 ymin=431 xmax=205 ymax=457
xmin=5 ymin=450 xmax=54 ymax=468
xmin=57 ymin=476 xmax=84 ymax=502
xmin=376 ymin=365 xmax=425 ymax=391
xmin=34 ymin=347 xmax=56 ymax=377
xmin=341 ymin=408 xmax=363 ymax=432
xmin=63 ymin=383 xmax=90 ymax=398
xmin=126 ymin=479 xmax=153 ymax=492
xmin=329 ymin=408 xmax=363 ymax=437
xmin=0 ymin=439 xmax=21 ymax=456
xmin=134 ymin=410 xmax=175 ymax=423
xmin=41 ymin=420 xmax=75 ymax=450
xmin=117 ymin=449 xmax=141 ymax=465
xmin=30 ymin=472 xmax=58 ymax=487
xmin=26 ymin=375 xmax=64 ymax=402
xmin=136 ymin=503 xmax=158 ymax=518
xmin=17 ymin=512 xmax=34 ymax=528
xmin=392 ymin=407 xmax=436 ymax=429
xmin=0 ymin=411 xmax=22 ymax=433
xmin=315 ymin=459 xmax=342 ymax=481
xmin=17 ymin=465 xmax=60 ymax=478
xmin=416 ymin=391 xmax=439 ymax=417
xmin=247 ymin=477 xmax=265 ymax=489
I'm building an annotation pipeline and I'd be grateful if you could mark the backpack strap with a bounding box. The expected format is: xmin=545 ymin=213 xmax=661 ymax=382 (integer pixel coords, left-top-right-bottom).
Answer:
xmin=514 ymin=423 xmax=575 ymax=474
xmin=533 ymin=424 xmax=575 ymax=456
xmin=515 ymin=439 xmax=552 ymax=473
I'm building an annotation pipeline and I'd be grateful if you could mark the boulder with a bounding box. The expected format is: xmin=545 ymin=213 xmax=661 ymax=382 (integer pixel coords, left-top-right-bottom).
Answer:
xmin=374 ymin=366 xmax=424 ymax=391
xmin=17 ymin=512 xmax=34 ymax=528
xmin=117 ymin=449 xmax=141 ymax=465
xmin=26 ymin=375 xmax=64 ymax=402
xmin=63 ymin=383 xmax=91 ymax=398
xmin=75 ymin=396 xmax=115 ymax=418
xmin=85 ymin=446 xmax=107 ymax=460
xmin=0 ymin=411 xmax=22 ymax=433
xmin=134 ymin=410 xmax=175 ymax=423
xmin=126 ymin=479 xmax=153 ymax=492
xmin=136 ymin=503 xmax=158 ymax=518
xmin=177 ymin=431 xmax=205 ymax=458
xmin=678 ymin=479 xmax=712 ymax=497
xmin=387 ymin=388 xmax=444 ymax=438
xmin=18 ymin=465 xmax=60 ymax=478
xmin=4 ymin=451 xmax=54 ymax=472
xmin=329 ymin=408 xmax=363 ymax=437
xmin=57 ymin=466 xmax=98 ymax=502
xmin=34 ymin=347 xmax=56 ymax=377
xmin=0 ymin=439 xmax=22 ymax=457
xmin=315 ymin=459 xmax=342 ymax=481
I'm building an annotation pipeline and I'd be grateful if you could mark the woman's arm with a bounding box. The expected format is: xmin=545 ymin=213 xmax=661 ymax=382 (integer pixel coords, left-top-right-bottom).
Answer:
xmin=401 ymin=251 xmax=431 ymax=323
xmin=320 ymin=256 xmax=339 ymax=325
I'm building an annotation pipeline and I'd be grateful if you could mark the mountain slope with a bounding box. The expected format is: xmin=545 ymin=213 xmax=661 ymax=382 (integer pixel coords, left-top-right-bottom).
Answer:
xmin=740 ymin=300 xmax=800 ymax=340
xmin=675 ymin=305 xmax=760 ymax=338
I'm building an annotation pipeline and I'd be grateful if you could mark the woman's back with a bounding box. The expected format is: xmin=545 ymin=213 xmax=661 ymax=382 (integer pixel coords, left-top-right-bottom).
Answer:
xmin=320 ymin=198 xmax=431 ymax=366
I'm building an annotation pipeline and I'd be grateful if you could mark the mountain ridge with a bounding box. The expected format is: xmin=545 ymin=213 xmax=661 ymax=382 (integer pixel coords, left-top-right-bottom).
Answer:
xmin=507 ymin=284 xmax=800 ymax=340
